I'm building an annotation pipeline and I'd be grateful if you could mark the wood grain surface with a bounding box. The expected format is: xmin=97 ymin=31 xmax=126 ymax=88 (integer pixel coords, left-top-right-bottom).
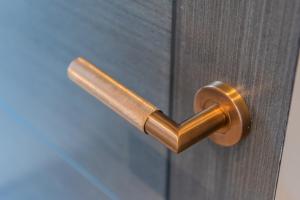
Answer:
xmin=169 ymin=0 xmax=300 ymax=199
xmin=0 ymin=112 xmax=110 ymax=200
xmin=0 ymin=0 xmax=172 ymax=199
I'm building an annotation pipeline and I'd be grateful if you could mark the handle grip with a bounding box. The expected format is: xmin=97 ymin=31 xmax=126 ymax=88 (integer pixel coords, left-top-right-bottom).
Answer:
xmin=68 ymin=57 xmax=250 ymax=153
xmin=68 ymin=57 xmax=157 ymax=131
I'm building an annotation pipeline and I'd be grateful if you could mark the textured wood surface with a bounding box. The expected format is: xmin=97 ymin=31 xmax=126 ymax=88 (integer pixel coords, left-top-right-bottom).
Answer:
xmin=169 ymin=0 xmax=300 ymax=200
xmin=0 ymin=0 xmax=172 ymax=199
xmin=0 ymin=111 xmax=110 ymax=200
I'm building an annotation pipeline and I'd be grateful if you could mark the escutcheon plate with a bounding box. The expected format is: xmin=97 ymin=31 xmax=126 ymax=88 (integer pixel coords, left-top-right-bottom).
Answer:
xmin=194 ymin=81 xmax=251 ymax=146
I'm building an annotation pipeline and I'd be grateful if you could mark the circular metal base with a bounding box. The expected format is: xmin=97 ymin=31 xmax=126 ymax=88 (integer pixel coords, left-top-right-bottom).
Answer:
xmin=194 ymin=81 xmax=250 ymax=146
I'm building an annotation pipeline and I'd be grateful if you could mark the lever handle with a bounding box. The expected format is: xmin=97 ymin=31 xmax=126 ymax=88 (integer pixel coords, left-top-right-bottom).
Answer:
xmin=68 ymin=57 xmax=250 ymax=153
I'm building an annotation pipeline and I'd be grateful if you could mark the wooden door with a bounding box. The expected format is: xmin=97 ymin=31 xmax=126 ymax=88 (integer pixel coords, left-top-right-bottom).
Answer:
xmin=1 ymin=0 xmax=299 ymax=200
xmin=0 ymin=1 xmax=172 ymax=199
xmin=169 ymin=0 xmax=300 ymax=200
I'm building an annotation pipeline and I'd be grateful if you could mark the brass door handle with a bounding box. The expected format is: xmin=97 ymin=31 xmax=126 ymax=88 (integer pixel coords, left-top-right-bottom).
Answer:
xmin=68 ymin=57 xmax=250 ymax=153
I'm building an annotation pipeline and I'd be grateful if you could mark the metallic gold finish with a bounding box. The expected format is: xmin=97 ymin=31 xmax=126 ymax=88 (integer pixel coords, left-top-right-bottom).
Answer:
xmin=194 ymin=81 xmax=251 ymax=146
xmin=145 ymin=105 xmax=227 ymax=153
xmin=68 ymin=57 xmax=251 ymax=153
xmin=68 ymin=57 xmax=157 ymax=131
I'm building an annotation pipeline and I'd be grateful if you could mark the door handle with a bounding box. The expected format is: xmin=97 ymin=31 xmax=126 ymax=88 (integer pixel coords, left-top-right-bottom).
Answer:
xmin=68 ymin=57 xmax=250 ymax=153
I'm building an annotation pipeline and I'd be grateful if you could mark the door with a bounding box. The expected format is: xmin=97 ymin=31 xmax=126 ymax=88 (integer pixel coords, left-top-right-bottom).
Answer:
xmin=0 ymin=0 xmax=299 ymax=200
xmin=0 ymin=1 xmax=172 ymax=199
xmin=169 ymin=1 xmax=300 ymax=200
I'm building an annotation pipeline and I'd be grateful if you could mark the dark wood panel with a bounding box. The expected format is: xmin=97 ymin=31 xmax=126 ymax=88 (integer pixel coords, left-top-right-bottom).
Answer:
xmin=170 ymin=0 xmax=300 ymax=200
xmin=0 ymin=0 xmax=172 ymax=199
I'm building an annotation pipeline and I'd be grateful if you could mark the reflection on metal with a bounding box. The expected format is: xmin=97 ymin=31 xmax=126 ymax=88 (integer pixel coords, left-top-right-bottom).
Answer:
xmin=68 ymin=57 xmax=251 ymax=153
